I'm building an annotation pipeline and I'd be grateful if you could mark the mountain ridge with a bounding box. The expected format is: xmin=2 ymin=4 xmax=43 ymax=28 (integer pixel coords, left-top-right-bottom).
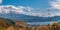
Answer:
xmin=0 ymin=14 xmax=60 ymax=22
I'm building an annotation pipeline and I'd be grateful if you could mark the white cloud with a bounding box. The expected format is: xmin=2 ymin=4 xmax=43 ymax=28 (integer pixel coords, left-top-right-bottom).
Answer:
xmin=0 ymin=5 xmax=42 ymax=17
xmin=0 ymin=5 xmax=26 ymax=14
xmin=0 ymin=0 xmax=2 ymax=4
xmin=49 ymin=0 xmax=60 ymax=10
xmin=0 ymin=5 xmax=58 ymax=17
xmin=0 ymin=0 xmax=60 ymax=17
xmin=47 ymin=0 xmax=60 ymax=17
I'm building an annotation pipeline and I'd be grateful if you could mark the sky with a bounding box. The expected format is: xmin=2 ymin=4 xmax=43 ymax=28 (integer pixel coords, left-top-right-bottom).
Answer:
xmin=0 ymin=0 xmax=60 ymax=17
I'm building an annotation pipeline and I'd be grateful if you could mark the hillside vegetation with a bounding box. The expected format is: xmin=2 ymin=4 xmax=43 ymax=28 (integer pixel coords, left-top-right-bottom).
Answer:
xmin=0 ymin=18 xmax=60 ymax=30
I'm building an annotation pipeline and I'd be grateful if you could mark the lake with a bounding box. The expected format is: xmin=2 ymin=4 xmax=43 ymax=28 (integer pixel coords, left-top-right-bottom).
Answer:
xmin=26 ymin=20 xmax=60 ymax=25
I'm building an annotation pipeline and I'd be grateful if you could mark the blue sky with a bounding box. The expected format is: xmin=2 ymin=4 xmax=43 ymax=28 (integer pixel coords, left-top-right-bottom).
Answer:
xmin=1 ymin=0 xmax=50 ymax=8
xmin=0 ymin=0 xmax=60 ymax=17
xmin=1 ymin=0 xmax=51 ymax=13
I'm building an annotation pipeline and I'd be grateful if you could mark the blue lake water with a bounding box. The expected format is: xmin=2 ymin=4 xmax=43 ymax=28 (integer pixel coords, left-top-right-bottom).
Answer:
xmin=27 ymin=20 xmax=60 ymax=25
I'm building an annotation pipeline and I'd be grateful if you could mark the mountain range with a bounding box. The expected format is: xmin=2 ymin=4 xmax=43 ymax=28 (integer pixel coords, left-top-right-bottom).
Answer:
xmin=0 ymin=5 xmax=60 ymax=22
xmin=0 ymin=14 xmax=60 ymax=22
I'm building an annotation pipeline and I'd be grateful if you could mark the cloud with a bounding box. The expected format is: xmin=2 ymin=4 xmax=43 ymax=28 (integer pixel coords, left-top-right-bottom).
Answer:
xmin=0 ymin=0 xmax=2 ymax=4
xmin=0 ymin=5 xmax=59 ymax=17
xmin=0 ymin=5 xmax=27 ymax=14
xmin=49 ymin=0 xmax=60 ymax=10
xmin=0 ymin=5 xmax=42 ymax=17
xmin=0 ymin=0 xmax=60 ymax=17
xmin=47 ymin=0 xmax=60 ymax=17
